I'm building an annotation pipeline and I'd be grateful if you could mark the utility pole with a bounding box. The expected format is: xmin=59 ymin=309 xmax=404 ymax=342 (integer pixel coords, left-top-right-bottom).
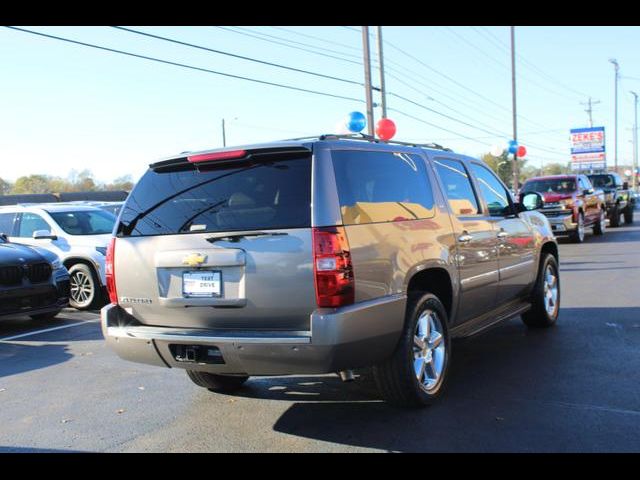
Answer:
xmin=362 ymin=26 xmax=375 ymax=136
xmin=580 ymin=97 xmax=601 ymax=128
xmin=222 ymin=118 xmax=226 ymax=147
xmin=510 ymin=26 xmax=519 ymax=191
xmin=632 ymin=91 xmax=638 ymax=191
xmin=609 ymin=58 xmax=620 ymax=172
xmin=376 ymin=26 xmax=387 ymax=119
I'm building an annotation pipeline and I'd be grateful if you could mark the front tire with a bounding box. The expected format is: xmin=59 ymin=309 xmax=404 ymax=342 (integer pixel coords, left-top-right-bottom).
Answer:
xmin=570 ymin=212 xmax=585 ymax=243
xmin=610 ymin=205 xmax=620 ymax=227
xmin=522 ymin=253 xmax=560 ymax=328
xmin=373 ymin=293 xmax=451 ymax=408
xmin=624 ymin=205 xmax=634 ymax=224
xmin=186 ymin=370 xmax=249 ymax=393
xmin=68 ymin=263 xmax=102 ymax=310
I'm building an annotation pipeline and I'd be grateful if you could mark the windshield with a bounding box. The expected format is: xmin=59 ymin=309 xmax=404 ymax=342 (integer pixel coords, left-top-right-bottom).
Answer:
xmin=49 ymin=210 xmax=116 ymax=235
xmin=588 ymin=175 xmax=616 ymax=189
xmin=522 ymin=178 xmax=576 ymax=194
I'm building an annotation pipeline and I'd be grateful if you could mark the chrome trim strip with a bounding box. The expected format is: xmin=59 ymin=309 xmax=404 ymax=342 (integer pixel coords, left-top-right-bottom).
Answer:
xmin=107 ymin=326 xmax=311 ymax=344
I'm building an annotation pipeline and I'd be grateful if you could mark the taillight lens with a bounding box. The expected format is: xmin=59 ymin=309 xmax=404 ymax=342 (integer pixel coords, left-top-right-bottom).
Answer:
xmin=312 ymin=226 xmax=354 ymax=308
xmin=105 ymin=237 xmax=117 ymax=304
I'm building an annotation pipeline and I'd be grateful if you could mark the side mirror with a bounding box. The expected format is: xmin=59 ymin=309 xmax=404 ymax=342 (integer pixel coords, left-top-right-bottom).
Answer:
xmin=0 ymin=233 xmax=7 ymax=242
xmin=623 ymin=181 xmax=629 ymax=190
xmin=519 ymin=192 xmax=544 ymax=212
xmin=583 ymin=188 xmax=594 ymax=195
xmin=33 ymin=230 xmax=58 ymax=240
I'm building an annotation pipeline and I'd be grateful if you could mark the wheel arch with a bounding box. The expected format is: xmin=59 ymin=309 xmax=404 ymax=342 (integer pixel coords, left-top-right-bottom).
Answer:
xmin=406 ymin=267 xmax=455 ymax=325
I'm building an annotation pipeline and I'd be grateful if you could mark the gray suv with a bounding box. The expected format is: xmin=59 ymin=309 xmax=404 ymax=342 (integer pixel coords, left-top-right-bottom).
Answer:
xmin=102 ymin=136 xmax=560 ymax=407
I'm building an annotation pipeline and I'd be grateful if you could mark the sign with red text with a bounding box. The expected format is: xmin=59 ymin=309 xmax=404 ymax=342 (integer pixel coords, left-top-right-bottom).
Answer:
xmin=570 ymin=127 xmax=606 ymax=171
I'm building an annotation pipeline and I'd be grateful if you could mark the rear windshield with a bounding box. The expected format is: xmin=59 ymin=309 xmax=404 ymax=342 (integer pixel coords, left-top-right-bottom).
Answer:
xmin=49 ymin=210 xmax=116 ymax=235
xmin=118 ymin=156 xmax=311 ymax=237
xmin=522 ymin=178 xmax=576 ymax=194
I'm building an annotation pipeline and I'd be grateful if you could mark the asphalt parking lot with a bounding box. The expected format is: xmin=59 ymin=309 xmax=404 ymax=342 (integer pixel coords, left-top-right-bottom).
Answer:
xmin=1 ymin=224 xmax=639 ymax=452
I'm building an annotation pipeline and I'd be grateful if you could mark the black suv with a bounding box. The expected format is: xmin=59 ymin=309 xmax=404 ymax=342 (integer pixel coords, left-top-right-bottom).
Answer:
xmin=587 ymin=172 xmax=635 ymax=226
xmin=0 ymin=234 xmax=70 ymax=320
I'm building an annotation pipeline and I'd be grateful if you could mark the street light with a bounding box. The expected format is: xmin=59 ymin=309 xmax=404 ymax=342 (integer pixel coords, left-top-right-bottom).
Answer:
xmin=609 ymin=58 xmax=620 ymax=172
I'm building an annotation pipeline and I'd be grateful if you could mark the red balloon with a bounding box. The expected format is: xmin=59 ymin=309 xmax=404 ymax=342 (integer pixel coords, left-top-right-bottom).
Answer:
xmin=376 ymin=118 xmax=397 ymax=141
xmin=517 ymin=145 xmax=527 ymax=157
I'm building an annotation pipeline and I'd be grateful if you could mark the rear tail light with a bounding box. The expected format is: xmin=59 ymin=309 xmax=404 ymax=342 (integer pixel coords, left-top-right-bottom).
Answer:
xmin=187 ymin=150 xmax=247 ymax=163
xmin=105 ymin=237 xmax=117 ymax=304
xmin=312 ymin=226 xmax=354 ymax=308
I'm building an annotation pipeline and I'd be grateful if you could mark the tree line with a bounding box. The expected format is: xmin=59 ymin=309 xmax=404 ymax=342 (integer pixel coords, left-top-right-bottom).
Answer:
xmin=480 ymin=152 xmax=571 ymax=187
xmin=0 ymin=170 xmax=134 ymax=196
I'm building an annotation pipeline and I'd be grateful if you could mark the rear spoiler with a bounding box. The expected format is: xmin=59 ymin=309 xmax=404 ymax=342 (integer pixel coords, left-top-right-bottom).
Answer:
xmin=150 ymin=145 xmax=312 ymax=171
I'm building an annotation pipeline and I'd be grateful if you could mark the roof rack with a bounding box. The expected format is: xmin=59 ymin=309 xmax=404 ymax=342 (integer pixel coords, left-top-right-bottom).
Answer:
xmin=279 ymin=133 xmax=452 ymax=152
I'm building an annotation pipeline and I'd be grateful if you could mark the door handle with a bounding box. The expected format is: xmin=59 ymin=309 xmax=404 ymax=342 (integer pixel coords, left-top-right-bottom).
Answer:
xmin=497 ymin=230 xmax=509 ymax=239
xmin=458 ymin=233 xmax=473 ymax=243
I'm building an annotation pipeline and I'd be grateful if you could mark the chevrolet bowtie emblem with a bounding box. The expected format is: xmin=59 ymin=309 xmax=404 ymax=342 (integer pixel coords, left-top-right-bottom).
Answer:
xmin=182 ymin=253 xmax=207 ymax=267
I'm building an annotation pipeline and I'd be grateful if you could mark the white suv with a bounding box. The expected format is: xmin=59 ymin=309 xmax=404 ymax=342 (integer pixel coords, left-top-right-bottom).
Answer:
xmin=0 ymin=204 xmax=116 ymax=310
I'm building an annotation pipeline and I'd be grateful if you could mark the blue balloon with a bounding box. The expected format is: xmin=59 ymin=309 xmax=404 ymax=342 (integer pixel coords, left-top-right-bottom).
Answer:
xmin=346 ymin=111 xmax=366 ymax=133
xmin=507 ymin=140 xmax=518 ymax=154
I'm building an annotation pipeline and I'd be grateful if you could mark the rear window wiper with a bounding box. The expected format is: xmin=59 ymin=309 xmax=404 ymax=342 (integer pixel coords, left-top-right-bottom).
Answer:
xmin=206 ymin=232 xmax=288 ymax=243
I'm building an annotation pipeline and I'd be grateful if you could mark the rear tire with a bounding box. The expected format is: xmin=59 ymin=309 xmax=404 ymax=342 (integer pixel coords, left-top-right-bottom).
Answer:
xmin=624 ymin=205 xmax=634 ymax=224
xmin=68 ymin=263 xmax=103 ymax=310
xmin=593 ymin=208 xmax=606 ymax=235
xmin=522 ymin=253 xmax=560 ymax=328
xmin=372 ymin=292 xmax=451 ymax=408
xmin=30 ymin=310 xmax=61 ymax=321
xmin=186 ymin=370 xmax=249 ymax=393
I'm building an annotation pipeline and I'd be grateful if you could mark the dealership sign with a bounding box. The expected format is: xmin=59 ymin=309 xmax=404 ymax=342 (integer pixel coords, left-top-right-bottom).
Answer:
xmin=570 ymin=126 xmax=606 ymax=171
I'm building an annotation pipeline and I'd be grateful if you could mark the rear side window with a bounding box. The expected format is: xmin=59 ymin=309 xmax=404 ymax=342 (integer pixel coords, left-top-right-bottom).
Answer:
xmin=331 ymin=150 xmax=434 ymax=225
xmin=0 ymin=213 xmax=15 ymax=235
xmin=118 ymin=157 xmax=311 ymax=237
xmin=433 ymin=158 xmax=480 ymax=216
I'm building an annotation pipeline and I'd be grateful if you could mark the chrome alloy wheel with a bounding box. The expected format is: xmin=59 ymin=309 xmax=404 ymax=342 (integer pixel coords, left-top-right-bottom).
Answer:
xmin=70 ymin=270 xmax=94 ymax=307
xmin=413 ymin=310 xmax=446 ymax=392
xmin=577 ymin=214 xmax=585 ymax=242
xmin=543 ymin=264 xmax=559 ymax=317
xmin=599 ymin=209 xmax=606 ymax=233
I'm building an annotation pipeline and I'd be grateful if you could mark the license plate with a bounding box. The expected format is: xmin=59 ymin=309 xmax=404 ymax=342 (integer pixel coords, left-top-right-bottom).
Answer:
xmin=182 ymin=271 xmax=222 ymax=298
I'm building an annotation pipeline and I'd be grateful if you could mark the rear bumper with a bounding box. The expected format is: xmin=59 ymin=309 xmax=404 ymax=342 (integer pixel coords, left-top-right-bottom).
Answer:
xmin=101 ymin=294 xmax=406 ymax=375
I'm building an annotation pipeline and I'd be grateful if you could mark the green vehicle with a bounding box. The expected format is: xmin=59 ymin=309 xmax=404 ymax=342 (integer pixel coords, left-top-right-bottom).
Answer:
xmin=587 ymin=173 xmax=635 ymax=226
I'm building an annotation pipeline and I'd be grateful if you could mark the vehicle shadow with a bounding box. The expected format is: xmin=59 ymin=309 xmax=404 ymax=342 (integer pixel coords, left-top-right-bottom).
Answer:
xmin=222 ymin=307 xmax=640 ymax=452
xmin=0 ymin=342 xmax=73 ymax=379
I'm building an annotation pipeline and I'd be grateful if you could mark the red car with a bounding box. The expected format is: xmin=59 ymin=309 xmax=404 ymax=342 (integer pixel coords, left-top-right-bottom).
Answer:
xmin=519 ymin=174 xmax=607 ymax=243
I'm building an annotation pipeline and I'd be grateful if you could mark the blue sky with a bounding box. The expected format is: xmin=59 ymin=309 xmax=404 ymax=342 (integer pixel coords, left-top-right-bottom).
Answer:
xmin=1 ymin=25 xmax=639 ymax=183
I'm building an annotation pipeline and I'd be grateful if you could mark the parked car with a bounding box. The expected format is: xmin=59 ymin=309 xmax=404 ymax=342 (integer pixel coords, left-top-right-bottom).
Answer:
xmin=519 ymin=174 xmax=607 ymax=243
xmin=61 ymin=201 xmax=125 ymax=218
xmin=587 ymin=172 xmax=635 ymax=226
xmin=101 ymin=136 xmax=560 ymax=407
xmin=0 ymin=233 xmax=70 ymax=320
xmin=0 ymin=204 xmax=116 ymax=310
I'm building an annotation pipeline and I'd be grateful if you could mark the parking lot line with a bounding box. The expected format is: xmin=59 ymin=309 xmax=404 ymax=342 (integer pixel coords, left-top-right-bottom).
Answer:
xmin=0 ymin=320 xmax=98 ymax=342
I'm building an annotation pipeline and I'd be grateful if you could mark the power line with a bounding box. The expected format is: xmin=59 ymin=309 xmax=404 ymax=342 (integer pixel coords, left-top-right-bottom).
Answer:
xmin=111 ymin=26 xmax=364 ymax=87
xmin=213 ymin=26 xmax=363 ymax=66
xmin=475 ymin=26 xmax=590 ymax=99
xmin=269 ymin=26 xmax=362 ymax=52
xmin=4 ymin=26 xmax=365 ymax=104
